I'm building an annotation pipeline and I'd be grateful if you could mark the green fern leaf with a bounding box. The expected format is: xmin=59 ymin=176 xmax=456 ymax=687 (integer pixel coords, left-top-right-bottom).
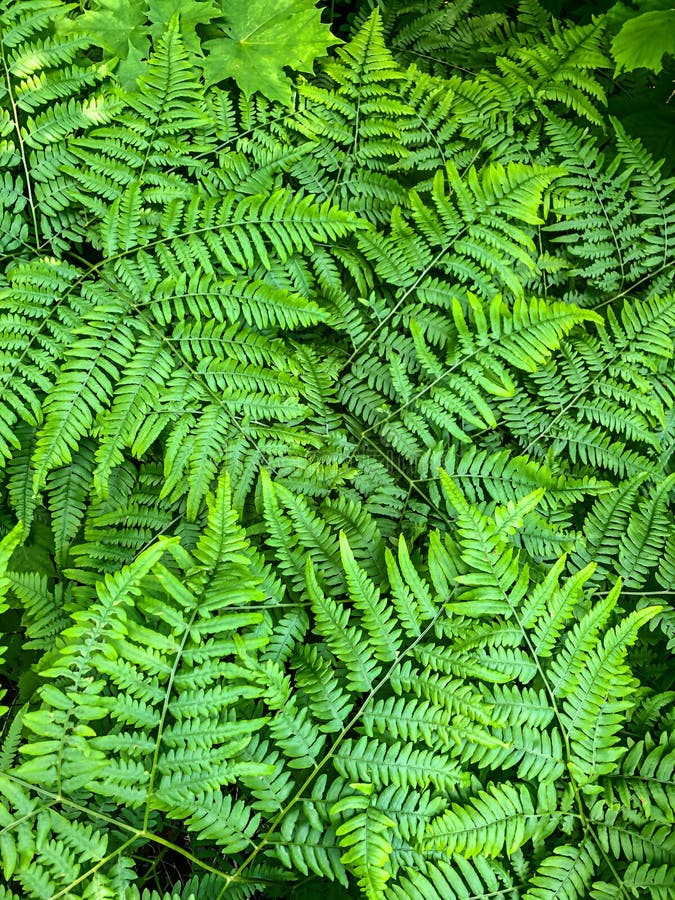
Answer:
xmin=523 ymin=840 xmax=599 ymax=900
xmin=423 ymin=782 xmax=546 ymax=857
xmin=331 ymin=783 xmax=395 ymax=899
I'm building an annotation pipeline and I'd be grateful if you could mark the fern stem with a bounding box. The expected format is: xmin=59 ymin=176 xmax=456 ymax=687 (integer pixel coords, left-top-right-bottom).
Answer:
xmin=52 ymin=837 xmax=138 ymax=899
xmin=217 ymin=603 xmax=449 ymax=896
xmin=142 ymin=609 xmax=199 ymax=832
xmin=0 ymin=37 xmax=41 ymax=249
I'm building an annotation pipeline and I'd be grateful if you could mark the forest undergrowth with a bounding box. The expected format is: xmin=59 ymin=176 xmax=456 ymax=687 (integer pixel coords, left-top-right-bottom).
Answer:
xmin=0 ymin=0 xmax=674 ymax=897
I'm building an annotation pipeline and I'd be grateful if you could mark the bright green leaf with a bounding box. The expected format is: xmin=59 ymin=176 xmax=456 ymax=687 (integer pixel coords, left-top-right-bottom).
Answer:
xmin=612 ymin=10 xmax=675 ymax=74
xmin=201 ymin=0 xmax=340 ymax=103
xmin=60 ymin=0 xmax=149 ymax=59
xmin=147 ymin=0 xmax=220 ymax=54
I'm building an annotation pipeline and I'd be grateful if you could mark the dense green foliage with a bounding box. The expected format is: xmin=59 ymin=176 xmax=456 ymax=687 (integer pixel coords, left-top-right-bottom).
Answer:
xmin=0 ymin=0 xmax=674 ymax=897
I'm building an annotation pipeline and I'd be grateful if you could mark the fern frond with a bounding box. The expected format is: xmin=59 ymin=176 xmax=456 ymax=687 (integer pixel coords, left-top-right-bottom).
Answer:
xmin=306 ymin=557 xmax=380 ymax=693
xmin=571 ymin=473 xmax=651 ymax=580
xmin=389 ymin=854 xmax=514 ymax=900
xmin=331 ymin=783 xmax=396 ymax=899
xmin=333 ymin=736 xmax=462 ymax=791
xmin=268 ymin=800 xmax=348 ymax=885
xmin=522 ymin=840 xmax=599 ymax=900
xmin=0 ymin=525 xmax=22 ymax=714
xmin=616 ymin=473 xmax=675 ymax=588
xmin=552 ymin=599 xmax=660 ymax=784
xmin=423 ymin=781 xmax=546 ymax=857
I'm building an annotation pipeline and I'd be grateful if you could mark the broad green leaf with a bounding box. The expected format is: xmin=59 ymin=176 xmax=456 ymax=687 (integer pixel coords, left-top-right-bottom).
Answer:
xmin=202 ymin=0 xmax=340 ymax=103
xmin=58 ymin=0 xmax=150 ymax=88
xmin=612 ymin=10 xmax=675 ymax=74
xmin=59 ymin=0 xmax=149 ymax=59
xmin=147 ymin=0 xmax=220 ymax=54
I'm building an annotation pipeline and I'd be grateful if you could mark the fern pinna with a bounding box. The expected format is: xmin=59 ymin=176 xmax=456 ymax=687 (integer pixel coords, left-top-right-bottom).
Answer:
xmin=0 ymin=1 xmax=673 ymax=898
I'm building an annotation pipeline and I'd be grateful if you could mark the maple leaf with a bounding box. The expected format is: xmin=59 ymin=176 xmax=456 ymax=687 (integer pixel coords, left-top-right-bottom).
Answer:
xmin=202 ymin=0 xmax=340 ymax=104
xmin=58 ymin=0 xmax=150 ymax=88
xmin=147 ymin=0 xmax=220 ymax=55
xmin=59 ymin=0 xmax=148 ymax=60
xmin=611 ymin=10 xmax=675 ymax=75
